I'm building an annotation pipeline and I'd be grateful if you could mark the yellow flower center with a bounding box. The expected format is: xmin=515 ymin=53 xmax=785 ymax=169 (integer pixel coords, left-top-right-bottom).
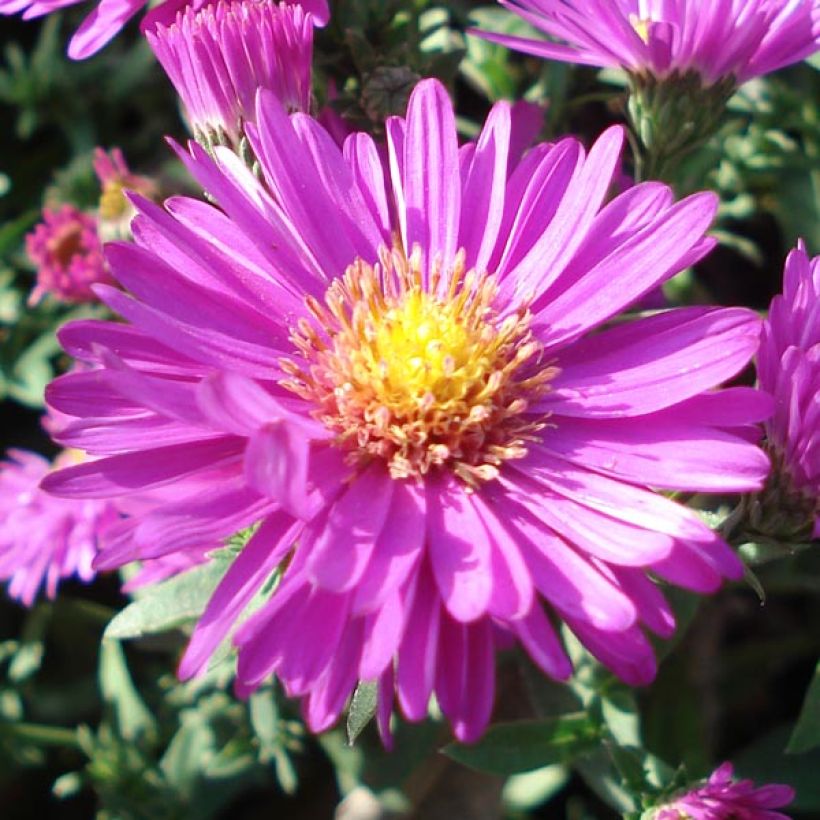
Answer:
xmin=99 ymin=180 xmax=129 ymax=221
xmin=282 ymin=246 xmax=557 ymax=485
xmin=629 ymin=13 xmax=652 ymax=44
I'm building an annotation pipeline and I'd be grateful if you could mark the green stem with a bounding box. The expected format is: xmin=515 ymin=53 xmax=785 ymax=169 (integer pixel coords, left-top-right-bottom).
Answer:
xmin=0 ymin=721 xmax=81 ymax=749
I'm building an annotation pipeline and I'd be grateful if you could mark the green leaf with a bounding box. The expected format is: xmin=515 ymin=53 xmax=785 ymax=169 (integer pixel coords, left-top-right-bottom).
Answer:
xmin=502 ymin=764 xmax=569 ymax=812
xmin=787 ymin=661 xmax=820 ymax=754
xmin=443 ymin=714 xmax=602 ymax=777
xmin=160 ymin=711 xmax=217 ymax=795
xmin=98 ymin=640 xmax=157 ymax=742
xmin=347 ymin=680 xmax=378 ymax=745
xmin=105 ymin=556 xmax=232 ymax=640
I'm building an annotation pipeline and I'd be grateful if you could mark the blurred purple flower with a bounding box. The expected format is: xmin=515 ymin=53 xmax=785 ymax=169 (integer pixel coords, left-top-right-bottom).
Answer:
xmin=757 ymin=240 xmax=819 ymax=539
xmin=147 ymin=0 xmax=313 ymax=146
xmin=25 ymin=204 xmax=113 ymax=306
xmin=655 ymin=762 xmax=795 ymax=820
xmin=0 ymin=0 xmax=328 ymax=61
xmin=478 ymin=0 xmax=820 ymax=87
xmin=44 ymin=79 xmax=770 ymax=742
xmin=0 ymin=448 xmax=118 ymax=606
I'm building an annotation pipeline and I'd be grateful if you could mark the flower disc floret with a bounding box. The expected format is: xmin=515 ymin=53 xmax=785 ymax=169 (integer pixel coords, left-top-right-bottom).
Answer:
xmin=283 ymin=247 xmax=555 ymax=484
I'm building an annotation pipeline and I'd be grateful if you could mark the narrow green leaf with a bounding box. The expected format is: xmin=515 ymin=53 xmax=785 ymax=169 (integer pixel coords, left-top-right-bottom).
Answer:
xmin=787 ymin=661 xmax=820 ymax=754
xmin=443 ymin=714 xmax=602 ymax=777
xmin=105 ymin=556 xmax=232 ymax=640
xmin=98 ymin=640 xmax=157 ymax=742
xmin=347 ymin=680 xmax=378 ymax=746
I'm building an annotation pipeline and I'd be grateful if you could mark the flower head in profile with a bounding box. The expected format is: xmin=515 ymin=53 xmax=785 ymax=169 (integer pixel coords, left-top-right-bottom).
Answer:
xmin=147 ymin=0 xmax=313 ymax=148
xmin=0 ymin=0 xmax=328 ymax=61
xmin=25 ymin=204 xmax=113 ymax=306
xmin=44 ymin=79 xmax=770 ymax=743
xmin=654 ymin=762 xmax=795 ymax=820
xmin=0 ymin=447 xmax=119 ymax=606
xmin=94 ymin=147 xmax=158 ymax=242
xmin=753 ymin=241 xmax=819 ymax=541
xmin=478 ymin=1 xmax=820 ymax=87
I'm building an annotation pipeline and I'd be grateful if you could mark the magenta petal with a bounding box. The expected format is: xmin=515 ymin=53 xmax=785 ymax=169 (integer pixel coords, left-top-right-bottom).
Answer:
xmin=402 ymin=78 xmax=460 ymax=280
xmin=42 ymin=437 xmax=243 ymax=498
xmin=351 ymin=480 xmax=425 ymax=614
xmin=427 ymin=474 xmax=492 ymax=623
xmin=376 ymin=666 xmax=395 ymax=750
xmin=275 ymin=587 xmax=351 ymax=694
xmin=498 ymin=494 xmax=638 ymax=631
xmin=307 ymin=464 xmax=394 ymax=593
xmin=396 ymin=562 xmax=440 ymax=721
xmin=470 ymin=493 xmax=534 ymax=620
xmin=359 ymin=592 xmax=406 ymax=680
xmin=537 ymin=415 xmax=770 ymax=493
xmin=534 ymin=193 xmax=720 ymax=346
xmin=435 ymin=615 xmax=495 ymax=744
xmin=245 ymin=427 xmax=343 ymax=521
xmin=540 ymin=307 xmax=762 ymax=417
xmin=569 ymin=618 xmax=657 ymax=687
xmin=304 ymin=619 xmax=363 ymax=733
xmin=513 ymin=603 xmax=573 ymax=680
xmin=458 ymin=100 xmax=511 ymax=273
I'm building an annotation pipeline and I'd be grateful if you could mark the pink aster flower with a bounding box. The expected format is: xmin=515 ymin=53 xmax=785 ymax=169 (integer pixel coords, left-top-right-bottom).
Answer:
xmin=654 ymin=762 xmax=795 ymax=820
xmin=44 ymin=79 xmax=771 ymax=743
xmin=25 ymin=204 xmax=114 ymax=306
xmin=146 ymin=0 xmax=313 ymax=147
xmin=0 ymin=0 xmax=328 ymax=61
xmin=0 ymin=447 xmax=119 ymax=606
xmin=755 ymin=241 xmax=819 ymax=540
xmin=479 ymin=1 xmax=820 ymax=87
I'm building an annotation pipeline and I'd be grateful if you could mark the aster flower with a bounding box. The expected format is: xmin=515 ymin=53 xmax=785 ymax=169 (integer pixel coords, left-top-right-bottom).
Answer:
xmin=478 ymin=1 xmax=820 ymax=179
xmin=0 ymin=448 xmax=119 ymax=606
xmin=146 ymin=0 xmax=313 ymax=149
xmin=750 ymin=241 xmax=819 ymax=541
xmin=478 ymin=1 xmax=820 ymax=86
xmin=44 ymin=79 xmax=771 ymax=742
xmin=94 ymin=147 xmax=158 ymax=242
xmin=653 ymin=762 xmax=795 ymax=820
xmin=25 ymin=204 xmax=113 ymax=306
xmin=0 ymin=0 xmax=328 ymax=61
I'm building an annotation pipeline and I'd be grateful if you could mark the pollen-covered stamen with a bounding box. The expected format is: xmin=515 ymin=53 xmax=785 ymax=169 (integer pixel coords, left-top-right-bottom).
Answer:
xmin=281 ymin=246 xmax=557 ymax=485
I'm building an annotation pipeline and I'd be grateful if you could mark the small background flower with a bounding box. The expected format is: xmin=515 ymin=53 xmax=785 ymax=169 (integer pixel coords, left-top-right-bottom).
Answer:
xmin=754 ymin=241 xmax=819 ymax=540
xmin=654 ymin=762 xmax=795 ymax=820
xmin=25 ymin=203 xmax=113 ymax=306
xmin=0 ymin=0 xmax=328 ymax=60
xmin=478 ymin=0 xmax=820 ymax=86
xmin=0 ymin=446 xmax=118 ymax=606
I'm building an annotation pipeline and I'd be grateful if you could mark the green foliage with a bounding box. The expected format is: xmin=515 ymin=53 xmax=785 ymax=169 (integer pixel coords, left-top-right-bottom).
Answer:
xmin=443 ymin=714 xmax=604 ymax=777
xmin=105 ymin=556 xmax=233 ymax=641
xmin=787 ymin=662 xmax=820 ymax=755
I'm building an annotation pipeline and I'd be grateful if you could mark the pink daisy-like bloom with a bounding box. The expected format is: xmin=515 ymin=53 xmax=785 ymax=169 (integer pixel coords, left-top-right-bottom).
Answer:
xmin=756 ymin=241 xmax=819 ymax=539
xmin=0 ymin=0 xmax=328 ymax=61
xmin=25 ymin=204 xmax=114 ymax=307
xmin=146 ymin=0 xmax=313 ymax=147
xmin=0 ymin=447 xmax=119 ymax=606
xmin=654 ymin=762 xmax=795 ymax=820
xmin=44 ymin=79 xmax=771 ymax=743
xmin=478 ymin=1 xmax=820 ymax=87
